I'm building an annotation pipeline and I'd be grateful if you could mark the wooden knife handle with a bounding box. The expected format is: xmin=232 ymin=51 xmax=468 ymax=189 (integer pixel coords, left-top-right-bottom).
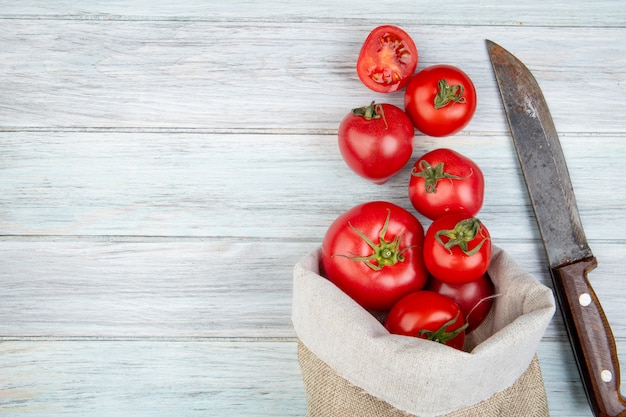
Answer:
xmin=552 ymin=257 xmax=626 ymax=417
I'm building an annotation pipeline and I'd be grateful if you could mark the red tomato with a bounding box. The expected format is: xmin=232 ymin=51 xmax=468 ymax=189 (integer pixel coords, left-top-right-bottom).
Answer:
xmin=426 ymin=273 xmax=495 ymax=332
xmin=404 ymin=64 xmax=477 ymax=137
xmin=385 ymin=290 xmax=466 ymax=350
xmin=338 ymin=102 xmax=414 ymax=184
xmin=423 ymin=213 xmax=492 ymax=284
xmin=408 ymin=148 xmax=484 ymax=220
xmin=356 ymin=25 xmax=418 ymax=93
xmin=321 ymin=201 xmax=428 ymax=311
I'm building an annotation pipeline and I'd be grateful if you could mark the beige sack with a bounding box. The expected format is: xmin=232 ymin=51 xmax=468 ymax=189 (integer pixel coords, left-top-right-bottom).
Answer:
xmin=292 ymin=246 xmax=555 ymax=417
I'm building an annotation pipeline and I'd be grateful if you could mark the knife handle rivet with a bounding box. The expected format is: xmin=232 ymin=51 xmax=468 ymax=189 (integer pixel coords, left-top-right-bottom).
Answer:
xmin=601 ymin=370 xmax=613 ymax=382
xmin=579 ymin=293 xmax=592 ymax=307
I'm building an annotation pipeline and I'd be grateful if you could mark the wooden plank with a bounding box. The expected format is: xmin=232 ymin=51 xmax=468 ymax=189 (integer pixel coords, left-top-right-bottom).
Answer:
xmin=1 ymin=0 xmax=624 ymax=27
xmin=0 ymin=338 xmax=610 ymax=416
xmin=2 ymin=132 xmax=625 ymax=240
xmin=1 ymin=240 xmax=625 ymax=343
xmin=0 ymin=339 xmax=307 ymax=416
xmin=0 ymin=240 xmax=313 ymax=338
xmin=0 ymin=21 xmax=624 ymax=132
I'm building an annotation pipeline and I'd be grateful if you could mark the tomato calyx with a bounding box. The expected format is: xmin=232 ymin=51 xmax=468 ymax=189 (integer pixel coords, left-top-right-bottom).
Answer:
xmin=334 ymin=209 xmax=414 ymax=271
xmin=411 ymin=160 xmax=469 ymax=193
xmin=434 ymin=79 xmax=467 ymax=109
xmin=418 ymin=312 xmax=468 ymax=345
xmin=435 ymin=218 xmax=490 ymax=256
xmin=352 ymin=101 xmax=389 ymax=129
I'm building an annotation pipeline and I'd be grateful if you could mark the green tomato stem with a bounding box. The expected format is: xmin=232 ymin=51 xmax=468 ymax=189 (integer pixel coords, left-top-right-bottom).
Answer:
xmin=334 ymin=208 xmax=414 ymax=271
xmin=434 ymin=217 xmax=490 ymax=256
xmin=419 ymin=312 xmax=468 ymax=345
xmin=434 ymin=79 xmax=467 ymax=109
xmin=411 ymin=160 xmax=469 ymax=193
xmin=351 ymin=101 xmax=388 ymax=129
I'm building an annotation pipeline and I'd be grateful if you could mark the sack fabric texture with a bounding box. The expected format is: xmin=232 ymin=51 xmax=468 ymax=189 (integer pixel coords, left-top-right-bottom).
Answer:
xmin=292 ymin=245 xmax=556 ymax=417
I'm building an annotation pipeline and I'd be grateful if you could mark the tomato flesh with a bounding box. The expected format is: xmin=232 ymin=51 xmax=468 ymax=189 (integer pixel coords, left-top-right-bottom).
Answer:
xmin=357 ymin=25 xmax=418 ymax=93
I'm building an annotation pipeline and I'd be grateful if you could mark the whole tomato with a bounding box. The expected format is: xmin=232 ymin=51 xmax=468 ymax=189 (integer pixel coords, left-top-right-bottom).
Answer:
xmin=404 ymin=64 xmax=477 ymax=137
xmin=338 ymin=101 xmax=414 ymax=184
xmin=321 ymin=201 xmax=428 ymax=311
xmin=426 ymin=273 xmax=495 ymax=332
xmin=356 ymin=25 xmax=418 ymax=93
xmin=408 ymin=148 xmax=484 ymax=220
xmin=385 ymin=290 xmax=467 ymax=350
xmin=423 ymin=212 xmax=492 ymax=284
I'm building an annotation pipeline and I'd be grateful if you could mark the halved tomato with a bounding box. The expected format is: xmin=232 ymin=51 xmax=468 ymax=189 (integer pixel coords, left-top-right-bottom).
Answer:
xmin=356 ymin=25 xmax=418 ymax=93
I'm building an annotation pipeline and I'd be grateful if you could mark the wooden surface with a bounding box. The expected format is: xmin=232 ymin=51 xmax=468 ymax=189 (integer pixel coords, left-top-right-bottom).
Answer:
xmin=1 ymin=2 xmax=625 ymax=415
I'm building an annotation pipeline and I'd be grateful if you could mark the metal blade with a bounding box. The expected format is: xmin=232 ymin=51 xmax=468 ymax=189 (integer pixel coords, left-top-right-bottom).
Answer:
xmin=486 ymin=40 xmax=593 ymax=268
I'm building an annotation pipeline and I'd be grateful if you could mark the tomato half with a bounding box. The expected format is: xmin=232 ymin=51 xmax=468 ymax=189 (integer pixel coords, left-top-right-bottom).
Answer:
xmin=338 ymin=101 xmax=414 ymax=184
xmin=320 ymin=201 xmax=428 ymax=311
xmin=423 ymin=213 xmax=492 ymax=284
xmin=385 ymin=290 xmax=466 ymax=350
xmin=426 ymin=273 xmax=495 ymax=332
xmin=408 ymin=148 xmax=484 ymax=220
xmin=404 ymin=64 xmax=477 ymax=137
xmin=356 ymin=25 xmax=418 ymax=93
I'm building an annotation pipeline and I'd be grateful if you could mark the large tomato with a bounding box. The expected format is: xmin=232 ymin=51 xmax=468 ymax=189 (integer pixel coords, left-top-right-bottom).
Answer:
xmin=320 ymin=201 xmax=428 ymax=311
xmin=423 ymin=212 xmax=491 ymax=284
xmin=426 ymin=273 xmax=495 ymax=332
xmin=408 ymin=148 xmax=484 ymax=220
xmin=338 ymin=101 xmax=414 ymax=184
xmin=404 ymin=64 xmax=477 ymax=137
xmin=356 ymin=25 xmax=418 ymax=93
xmin=385 ymin=290 xmax=467 ymax=350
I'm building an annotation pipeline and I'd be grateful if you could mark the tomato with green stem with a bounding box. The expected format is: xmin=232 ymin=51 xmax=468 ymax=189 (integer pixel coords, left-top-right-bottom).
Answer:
xmin=404 ymin=64 xmax=477 ymax=137
xmin=356 ymin=25 xmax=418 ymax=93
xmin=338 ymin=101 xmax=414 ymax=184
xmin=320 ymin=201 xmax=428 ymax=311
xmin=423 ymin=213 xmax=492 ymax=284
xmin=408 ymin=148 xmax=484 ymax=220
xmin=385 ymin=290 xmax=467 ymax=350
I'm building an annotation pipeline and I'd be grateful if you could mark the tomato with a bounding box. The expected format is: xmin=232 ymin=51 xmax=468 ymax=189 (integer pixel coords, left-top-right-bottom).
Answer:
xmin=423 ymin=213 xmax=491 ymax=284
xmin=338 ymin=101 xmax=414 ymax=184
xmin=426 ymin=273 xmax=495 ymax=332
xmin=408 ymin=148 xmax=484 ymax=220
xmin=320 ymin=201 xmax=428 ymax=311
xmin=385 ymin=290 xmax=466 ymax=350
xmin=356 ymin=25 xmax=418 ymax=93
xmin=404 ymin=64 xmax=477 ymax=137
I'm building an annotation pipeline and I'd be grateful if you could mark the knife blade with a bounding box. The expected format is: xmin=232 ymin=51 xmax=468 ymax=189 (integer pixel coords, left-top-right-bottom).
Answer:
xmin=487 ymin=39 xmax=626 ymax=417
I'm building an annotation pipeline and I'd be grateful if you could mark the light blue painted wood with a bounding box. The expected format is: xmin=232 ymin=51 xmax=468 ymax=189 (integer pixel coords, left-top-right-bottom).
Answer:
xmin=1 ymin=2 xmax=625 ymax=416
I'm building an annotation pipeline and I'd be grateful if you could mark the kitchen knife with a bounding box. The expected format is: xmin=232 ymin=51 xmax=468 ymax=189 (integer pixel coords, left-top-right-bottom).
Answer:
xmin=487 ymin=39 xmax=626 ymax=417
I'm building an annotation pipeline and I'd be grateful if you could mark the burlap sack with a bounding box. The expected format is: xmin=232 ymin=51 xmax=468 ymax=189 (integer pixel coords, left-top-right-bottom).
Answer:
xmin=292 ymin=245 xmax=555 ymax=417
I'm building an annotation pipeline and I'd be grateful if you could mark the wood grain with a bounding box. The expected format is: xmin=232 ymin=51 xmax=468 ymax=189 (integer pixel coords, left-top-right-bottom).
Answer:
xmin=0 ymin=22 xmax=624 ymax=132
xmin=0 ymin=339 xmax=608 ymax=417
xmin=1 ymin=2 xmax=626 ymax=416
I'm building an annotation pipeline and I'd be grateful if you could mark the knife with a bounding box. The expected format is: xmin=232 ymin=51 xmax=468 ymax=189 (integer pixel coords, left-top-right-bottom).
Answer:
xmin=486 ymin=40 xmax=626 ymax=417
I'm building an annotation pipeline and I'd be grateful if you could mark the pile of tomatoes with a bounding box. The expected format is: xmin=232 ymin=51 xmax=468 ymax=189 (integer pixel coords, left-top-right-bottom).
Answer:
xmin=321 ymin=25 xmax=495 ymax=351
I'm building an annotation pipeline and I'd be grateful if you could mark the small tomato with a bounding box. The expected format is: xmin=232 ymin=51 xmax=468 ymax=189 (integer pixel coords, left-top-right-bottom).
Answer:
xmin=426 ymin=273 xmax=495 ymax=332
xmin=408 ymin=148 xmax=484 ymax=220
xmin=385 ymin=290 xmax=467 ymax=350
xmin=338 ymin=101 xmax=414 ymax=184
xmin=423 ymin=213 xmax=492 ymax=284
xmin=404 ymin=64 xmax=477 ymax=137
